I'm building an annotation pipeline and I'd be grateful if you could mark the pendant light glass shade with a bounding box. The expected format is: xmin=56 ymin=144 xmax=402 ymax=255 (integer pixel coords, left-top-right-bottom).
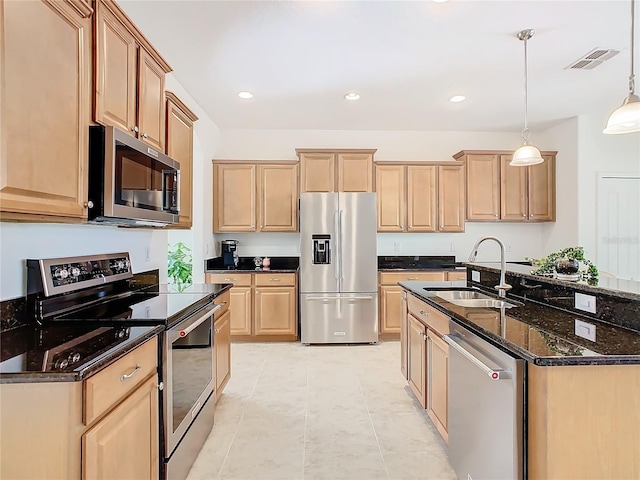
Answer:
xmin=604 ymin=0 xmax=640 ymax=134
xmin=603 ymin=94 xmax=640 ymax=134
xmin=511 ymin=144 xmax=544 ymax=166
xmin=510 ymin=29 xmax=544 ymax=167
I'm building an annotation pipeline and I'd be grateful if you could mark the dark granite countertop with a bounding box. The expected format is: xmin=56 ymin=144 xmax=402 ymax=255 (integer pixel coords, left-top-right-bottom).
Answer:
xmin=0 ymin=324 xmax=163 ymax=383
xmin=400 ymin=281 xmax=640 ymax=366
xmin=205 ymin=256 xmax=299 ymax=273
xmin=378 ymin=255 xmax=462 ymax=271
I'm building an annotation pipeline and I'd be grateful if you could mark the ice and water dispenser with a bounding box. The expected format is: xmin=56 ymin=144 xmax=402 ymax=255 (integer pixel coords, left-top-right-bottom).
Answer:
xmin=312 ymin=234 xmax=331 ymax=264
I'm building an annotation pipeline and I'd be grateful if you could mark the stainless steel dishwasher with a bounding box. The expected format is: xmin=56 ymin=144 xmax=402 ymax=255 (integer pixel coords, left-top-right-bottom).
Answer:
xmin=444 ymin=321 xmax=524 ymax=480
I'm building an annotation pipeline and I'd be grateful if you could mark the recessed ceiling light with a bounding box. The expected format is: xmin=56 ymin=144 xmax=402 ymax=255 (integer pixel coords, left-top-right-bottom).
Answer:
xmin=450 ymin=95 xmax=466 ymax=103
xmin=344 ymin=92 xmax=360 ymax=101
xmin=238 ymin=91 xmax=254 ymax=99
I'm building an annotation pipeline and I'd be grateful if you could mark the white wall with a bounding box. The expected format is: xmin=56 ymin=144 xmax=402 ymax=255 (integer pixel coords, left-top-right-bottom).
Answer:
xmin=576 ymin=108 xmax=640 ymax=260
xmin=538 ymin=117 xmax=579 ymax=254
xmin=0 ymin=223 xmax=167 ymax=300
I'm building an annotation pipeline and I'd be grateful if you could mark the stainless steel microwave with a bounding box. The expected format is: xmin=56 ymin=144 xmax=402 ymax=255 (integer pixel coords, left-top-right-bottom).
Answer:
xmin=88 ymin=125 xmax=180 ymax=227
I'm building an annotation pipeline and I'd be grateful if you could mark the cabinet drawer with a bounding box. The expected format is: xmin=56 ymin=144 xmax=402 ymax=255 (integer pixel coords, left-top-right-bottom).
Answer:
xmin=255 ymin=273 xmax=296 ymax=287
xmin=446 ymin=270 xmax=467 ymax=281
xmin=407 ymin=295 xmax=450 ymax=336
xmin=206 ymin=273 xmax=252 ymax=287
xmin=215 ymin=290 xmax=231 ymax=316
xmin=379 ymin=271 xmax=445 ymax=285
xmin=84 ymin=336 xmax=158 ymax=425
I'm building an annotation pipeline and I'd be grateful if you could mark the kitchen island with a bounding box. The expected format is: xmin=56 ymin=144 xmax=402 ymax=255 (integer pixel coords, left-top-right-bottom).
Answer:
xmin=400 ymin=266 xmax=640 ymax=480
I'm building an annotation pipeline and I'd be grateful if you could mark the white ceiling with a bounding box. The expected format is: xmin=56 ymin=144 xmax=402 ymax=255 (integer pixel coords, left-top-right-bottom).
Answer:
xmin=119 ymin=0 xmax=638 ymax=133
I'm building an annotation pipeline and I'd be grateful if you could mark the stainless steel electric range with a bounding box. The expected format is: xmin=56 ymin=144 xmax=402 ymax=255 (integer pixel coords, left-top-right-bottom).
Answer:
xmin=25 ymin=252 xmax=230 ymax=480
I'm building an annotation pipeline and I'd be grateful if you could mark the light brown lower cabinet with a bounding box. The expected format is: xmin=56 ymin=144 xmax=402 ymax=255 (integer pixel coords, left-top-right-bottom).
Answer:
xmin=426 ymin=329 xmax=448 ymax=442
xmin=214 ymin=309 xmax=231 ymax=403
xmin=408 ymin=315 xmax=427 ymax=407
xmin=82 ymin=374 xmax=159 ymax=479
xmin=378 ymin=270 xmax=465 ymax=337
xmin=206 ymin=273 xmax=298 ymax=340
xmin=404 ymin=291 xmax=451 ymax=443
xmin=0 ymin=337 xmax=159 ymax=480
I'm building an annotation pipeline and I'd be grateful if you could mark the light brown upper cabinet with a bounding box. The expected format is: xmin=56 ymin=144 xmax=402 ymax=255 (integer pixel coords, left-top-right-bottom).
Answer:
xmin=213 ymin=161 xmax=298 ymax=233
xmin=1 ymin=0 xmax=93 ymax=222
xmin=165 ymin=92 xmax=198 ymax=228
xmin=454 ymin=150 xmax=556 ymax=222
xmin=94 ymin=0 xmax=172 ymax=151
xmin=296 ymin=149 xmax=376 ymax=192
xmin=501 ymin=153 xmax=556 ymax=221
xmin=375 ymin=162 xmax=465 ymax=233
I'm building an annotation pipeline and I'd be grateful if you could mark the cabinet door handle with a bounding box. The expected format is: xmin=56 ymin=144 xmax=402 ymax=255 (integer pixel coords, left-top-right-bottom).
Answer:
xmin=131 ymin=126 xmax=139 ymax=133
xmin=407 ymin=277 xmax=419 ymax=280
xmin=419 ymin=310 xmax=429 ymax=317
xmin=270 ymin=278 xmax=281 ymax=281
xmin=121 ymin=364 xmax=141 ymax=382
xmin=223 ymin=278 xmax=236 ymax=282
xmin=423 ymin=334 xmax=428 ymax=341
xmin=214 ymin=328 xmax=220 ymax=334
xmin=142 ymin=132 xmax=148 ymax=139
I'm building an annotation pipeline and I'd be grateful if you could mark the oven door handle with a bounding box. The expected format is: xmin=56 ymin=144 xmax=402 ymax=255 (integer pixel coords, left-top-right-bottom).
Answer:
xmin=178 ymin=304 xmax=221 ymax=338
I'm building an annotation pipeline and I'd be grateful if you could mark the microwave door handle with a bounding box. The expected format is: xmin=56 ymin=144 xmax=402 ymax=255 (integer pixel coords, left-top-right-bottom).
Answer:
xmin=162 ymin=170 xmax=179 ymax=212
xmin=175 ymin=170 xmax=180 ymax=213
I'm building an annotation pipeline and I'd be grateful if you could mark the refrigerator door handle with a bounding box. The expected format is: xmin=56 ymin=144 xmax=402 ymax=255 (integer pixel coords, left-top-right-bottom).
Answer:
xmin=334 ymin=210 xmax=341 ymax=289
xmin=339 ymin=209 xmax=345 ymax=283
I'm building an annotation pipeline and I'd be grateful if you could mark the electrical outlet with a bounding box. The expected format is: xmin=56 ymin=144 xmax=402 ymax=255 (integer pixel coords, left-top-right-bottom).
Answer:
xmin=450 ymin=242 xmax=456 ymax=252
xmin=575 ymin=292 xmax=596 ymax=314
xmin=145 ymin=246 xmax=151 ymax=262
xmin=204 ymin=243 xmax=209 ymax=255
xmin=506 ymin=243 xmax=512 ymax=252
xmin=471 ymin=270 xmax=480 ymax=282
xmin=575 ymin=319 xmax=597 ymax=342
xmin=393 ymin=241 xmax=401 ymax=252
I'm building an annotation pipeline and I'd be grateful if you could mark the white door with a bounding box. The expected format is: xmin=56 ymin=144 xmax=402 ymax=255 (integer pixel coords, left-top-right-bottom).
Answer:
xmin=597 ymin=174 xmax=640 ymax=280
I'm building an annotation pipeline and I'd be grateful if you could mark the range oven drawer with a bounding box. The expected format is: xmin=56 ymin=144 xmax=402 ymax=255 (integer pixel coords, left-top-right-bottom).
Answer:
xmin=84 ymin=336 xmax=158 ymax=425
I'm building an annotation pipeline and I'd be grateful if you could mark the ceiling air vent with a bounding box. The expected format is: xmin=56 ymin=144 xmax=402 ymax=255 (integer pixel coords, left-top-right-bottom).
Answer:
xmin=565 ymin=48 xmax=619 ymax=70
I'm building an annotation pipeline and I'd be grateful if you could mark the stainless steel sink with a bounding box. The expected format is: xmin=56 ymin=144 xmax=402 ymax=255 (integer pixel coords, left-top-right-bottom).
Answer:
xmin=422 ymin=288 xmax=521 ymax=309
xmin=434 ymin=290 xmax=494 ymax=301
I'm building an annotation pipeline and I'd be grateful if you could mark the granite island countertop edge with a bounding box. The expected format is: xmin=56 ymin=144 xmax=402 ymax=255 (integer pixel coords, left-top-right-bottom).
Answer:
xmin=400 ymin=281 xmax=640 ymax=367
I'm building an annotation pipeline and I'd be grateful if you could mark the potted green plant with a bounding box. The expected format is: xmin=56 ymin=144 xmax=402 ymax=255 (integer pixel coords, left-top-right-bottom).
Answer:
xmin=527 ymin=246 xmax=599 ymax=284
xmin=168 ymin=242 xmax=192 ymax=291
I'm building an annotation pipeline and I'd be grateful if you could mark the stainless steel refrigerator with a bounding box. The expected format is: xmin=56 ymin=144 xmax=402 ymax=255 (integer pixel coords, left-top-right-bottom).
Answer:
xmin=300 ymin=192 xmax=378 ymax=344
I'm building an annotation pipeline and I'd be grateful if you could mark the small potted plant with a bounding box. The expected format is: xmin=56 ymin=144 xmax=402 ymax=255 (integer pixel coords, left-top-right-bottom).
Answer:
xmin=527 ymin=246 xmax=598 ymax=284
xmin=168 ymin=242 xmax=192 ymax=291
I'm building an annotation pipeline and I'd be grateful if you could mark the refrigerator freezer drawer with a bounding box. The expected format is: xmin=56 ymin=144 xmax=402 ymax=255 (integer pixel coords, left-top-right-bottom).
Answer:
xmin=300 ymin=293 xmax=378 ymax=344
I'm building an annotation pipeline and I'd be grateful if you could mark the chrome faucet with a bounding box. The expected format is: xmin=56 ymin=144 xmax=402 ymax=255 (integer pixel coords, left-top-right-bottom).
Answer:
xmin=468 ymin=236 xmax=512 ymax=298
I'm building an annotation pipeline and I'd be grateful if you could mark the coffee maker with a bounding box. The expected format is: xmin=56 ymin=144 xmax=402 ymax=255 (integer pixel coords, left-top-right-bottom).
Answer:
xmin=221 ymin=239 xmax=239 ymax=268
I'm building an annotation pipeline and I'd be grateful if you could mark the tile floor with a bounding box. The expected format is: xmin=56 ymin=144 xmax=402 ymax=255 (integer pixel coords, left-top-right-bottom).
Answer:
xmin=186 ymin=341 xmax=457 ymax=480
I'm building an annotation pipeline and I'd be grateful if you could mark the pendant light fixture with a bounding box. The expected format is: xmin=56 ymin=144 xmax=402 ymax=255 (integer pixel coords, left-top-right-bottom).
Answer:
xmin=510 ymin=29 xmax=544 ymax=167
xmin=603 ymin=0 xmax=640 ymax=134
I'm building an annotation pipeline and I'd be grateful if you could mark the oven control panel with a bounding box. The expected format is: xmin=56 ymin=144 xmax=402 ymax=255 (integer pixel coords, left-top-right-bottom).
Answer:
xmin=49 ymin=257 xmax=131 ymax=287
xmin=28 ymin=252 xmax=134 ymax=298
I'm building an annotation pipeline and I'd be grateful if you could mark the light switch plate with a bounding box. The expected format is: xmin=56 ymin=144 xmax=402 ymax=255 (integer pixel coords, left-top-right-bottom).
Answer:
xmin=575 ymin=319 xmax=596 ymax=342
xmin=471 ymin=270 xmax=480 ymax=282
xmin=575 ymin=292 xmax=597 ymax=314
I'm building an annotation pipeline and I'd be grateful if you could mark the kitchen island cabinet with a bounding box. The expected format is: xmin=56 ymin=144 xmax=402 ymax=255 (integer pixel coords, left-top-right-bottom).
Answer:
xmin=1 ymin=0 xmax=93 ymax=222
xmin=94 ymin=0 xmax=172 ymax=151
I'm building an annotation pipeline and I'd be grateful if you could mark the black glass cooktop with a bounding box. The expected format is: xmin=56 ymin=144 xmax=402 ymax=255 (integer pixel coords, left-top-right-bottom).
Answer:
xmin=55 ymin=290 xmax=214 ymax=327
xmin=0 ymin=324 xmax=158 ymax=374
